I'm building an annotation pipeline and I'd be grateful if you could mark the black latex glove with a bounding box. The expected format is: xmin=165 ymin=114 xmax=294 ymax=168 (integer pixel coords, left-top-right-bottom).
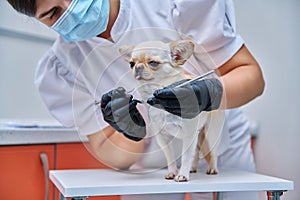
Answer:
xmin=147 ymin=78 xmax=223 ymax=119
xmin=100 ymin=87 xmax=146 ymax=141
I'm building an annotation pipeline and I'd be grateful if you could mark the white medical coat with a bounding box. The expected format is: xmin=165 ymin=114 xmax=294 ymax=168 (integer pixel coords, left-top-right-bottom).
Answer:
xmin=35 ymin=0 xmax=251 ymax=168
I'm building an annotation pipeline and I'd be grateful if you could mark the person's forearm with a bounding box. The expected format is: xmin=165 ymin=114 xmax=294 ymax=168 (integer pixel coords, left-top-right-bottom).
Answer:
xmin=217 ymin=45 xmax=265 ymax=109
xmin=87 ymin=126 xmax=145 ymax=170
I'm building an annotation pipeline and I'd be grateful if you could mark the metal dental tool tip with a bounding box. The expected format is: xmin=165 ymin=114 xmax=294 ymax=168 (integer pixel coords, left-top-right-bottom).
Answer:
xmin=174 ymin=70 xmax=215 ymax=88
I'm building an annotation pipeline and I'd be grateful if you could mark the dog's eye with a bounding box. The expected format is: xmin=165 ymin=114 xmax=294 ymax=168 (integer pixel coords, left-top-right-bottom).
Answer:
xmin=129 ymin=62 xmax=135 ymax=68
xmin=148 ymin=61 xmax=160 ymax=67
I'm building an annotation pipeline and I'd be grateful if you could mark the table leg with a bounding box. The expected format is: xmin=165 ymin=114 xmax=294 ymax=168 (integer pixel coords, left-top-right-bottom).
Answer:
xmin=267 ymin=191 xmax=285 ymax=200
xmin=216 ymin=192 xmax=222 ymax=200
xmin=60 ymin=193 xmax=67 ymax=200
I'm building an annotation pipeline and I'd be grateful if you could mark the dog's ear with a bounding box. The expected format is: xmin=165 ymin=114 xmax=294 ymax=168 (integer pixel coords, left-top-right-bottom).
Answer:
xmin=119 ymin=45 xmax=135 ymax=62
xmin=169 ymin=40 xmax=195 ymax=65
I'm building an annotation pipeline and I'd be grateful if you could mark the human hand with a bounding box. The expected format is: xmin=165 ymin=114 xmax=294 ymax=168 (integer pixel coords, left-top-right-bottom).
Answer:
xmin=147 ymin=78 xmax=223 ymax=119
xmin=100 ymin=87 xmax=146 ymax=141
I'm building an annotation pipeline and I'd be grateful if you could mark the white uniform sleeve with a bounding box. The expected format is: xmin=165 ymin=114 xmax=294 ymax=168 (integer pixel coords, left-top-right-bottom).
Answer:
xmin=170 ymin=0 xmax=244 ymax=68
xmin=35 ymin=50 xmax=103 ymax=136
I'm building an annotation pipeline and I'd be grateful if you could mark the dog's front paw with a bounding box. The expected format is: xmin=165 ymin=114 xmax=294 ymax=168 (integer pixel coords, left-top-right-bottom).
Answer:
xmin=174 ymin=175 xmax=189 ymax=182
xmin=165 ymin=172 xmax=177 ymax=180
xmin=206 ymin=168 xmax=218 ymax=175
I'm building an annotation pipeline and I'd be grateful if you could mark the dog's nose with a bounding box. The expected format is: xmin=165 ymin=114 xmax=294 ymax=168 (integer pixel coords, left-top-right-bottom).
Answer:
xmin=135 ymin=64 xmax=144 ymax=73
xmin=136 ymin=64 xmax=144 ymax=69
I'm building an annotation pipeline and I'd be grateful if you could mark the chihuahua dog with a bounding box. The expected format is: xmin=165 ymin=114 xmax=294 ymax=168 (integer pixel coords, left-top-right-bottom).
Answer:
xmin=119 ymin=40 xmax=222 ymax=182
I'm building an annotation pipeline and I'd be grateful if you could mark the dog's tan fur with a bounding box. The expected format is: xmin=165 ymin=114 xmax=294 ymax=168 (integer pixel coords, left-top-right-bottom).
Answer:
xmin=119 ymin=40 xmax=223 ymax=181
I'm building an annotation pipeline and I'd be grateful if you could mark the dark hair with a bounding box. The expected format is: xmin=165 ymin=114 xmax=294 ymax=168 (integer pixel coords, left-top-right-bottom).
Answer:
xmin=7 ymin=0 xmax=36 ymax=17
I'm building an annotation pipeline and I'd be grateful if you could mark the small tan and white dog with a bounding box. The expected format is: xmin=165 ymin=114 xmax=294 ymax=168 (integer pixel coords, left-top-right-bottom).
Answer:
xmin=119 ymin=40 xmax=223 ymax=182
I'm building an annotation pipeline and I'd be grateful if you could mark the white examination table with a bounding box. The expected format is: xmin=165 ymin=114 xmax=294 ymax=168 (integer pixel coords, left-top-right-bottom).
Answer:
xmin=50 ymin=169 xmax=293 ymax=200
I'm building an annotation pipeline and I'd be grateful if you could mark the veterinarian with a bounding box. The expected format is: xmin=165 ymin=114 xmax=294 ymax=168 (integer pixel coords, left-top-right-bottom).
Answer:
xmin=7 ymin=0 xmax=265 ymax=199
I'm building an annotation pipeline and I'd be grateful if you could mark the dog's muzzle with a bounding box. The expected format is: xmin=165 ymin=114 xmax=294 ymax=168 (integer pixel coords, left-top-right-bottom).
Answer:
xmin=134 ymin=65 xmax=144 ymax=80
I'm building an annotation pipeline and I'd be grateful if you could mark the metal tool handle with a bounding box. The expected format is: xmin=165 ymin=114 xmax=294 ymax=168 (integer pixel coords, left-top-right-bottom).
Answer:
xmin=40 ymin=153 xmax=49 ymax=200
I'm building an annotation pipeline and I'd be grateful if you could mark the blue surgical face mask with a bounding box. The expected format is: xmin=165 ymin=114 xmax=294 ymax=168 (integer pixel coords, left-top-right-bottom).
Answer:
xmin=51 ymin=0 xmax=110 ymax=42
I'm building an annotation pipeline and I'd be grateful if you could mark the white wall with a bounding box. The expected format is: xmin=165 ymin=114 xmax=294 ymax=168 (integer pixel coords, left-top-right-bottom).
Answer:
xmin=1 ymin=0 xmax=299 ymax=199
xmin=235 ymin=0 xmax=300 ymax=199
xmin=0 ymin=1 xmax=57 ymax=119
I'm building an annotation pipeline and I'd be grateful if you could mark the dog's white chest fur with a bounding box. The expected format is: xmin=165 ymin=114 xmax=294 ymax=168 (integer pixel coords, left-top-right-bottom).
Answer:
xmin=138 ymin=81 xmax=203 ymax=141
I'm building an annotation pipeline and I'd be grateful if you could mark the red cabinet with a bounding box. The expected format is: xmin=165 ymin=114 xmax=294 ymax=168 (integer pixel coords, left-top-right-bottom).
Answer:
xmin=0 ymin=143 xmax=120 ymax=200
xmin=0 ymin=145 xmax=55 ymax=200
